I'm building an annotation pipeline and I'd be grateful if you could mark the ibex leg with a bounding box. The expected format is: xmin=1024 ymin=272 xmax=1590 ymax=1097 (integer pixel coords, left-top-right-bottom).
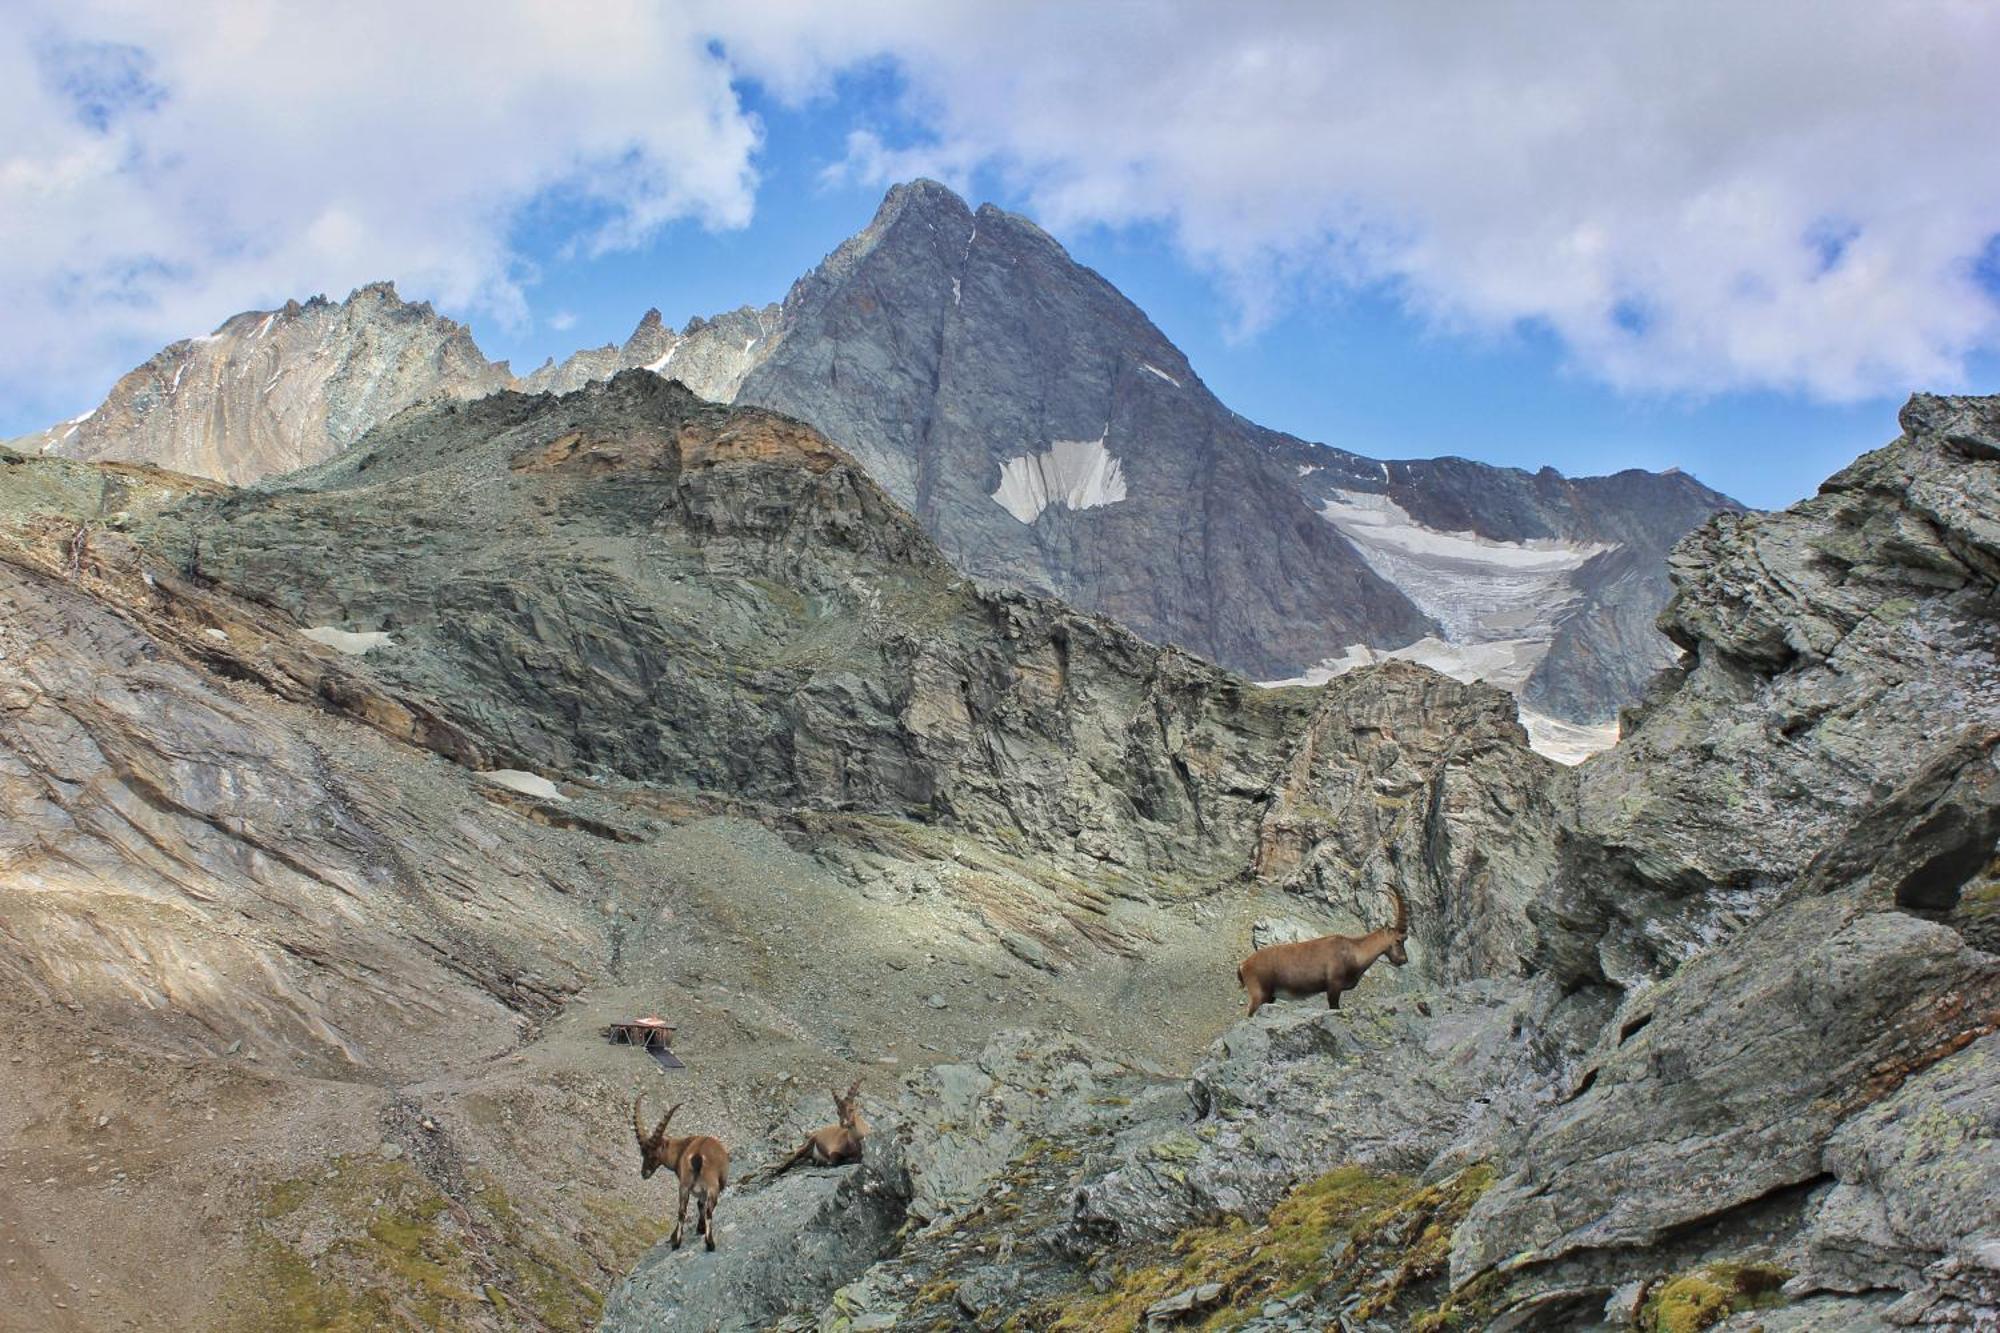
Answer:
xmin=670 ymin=1184 xmax=691 ymax=1249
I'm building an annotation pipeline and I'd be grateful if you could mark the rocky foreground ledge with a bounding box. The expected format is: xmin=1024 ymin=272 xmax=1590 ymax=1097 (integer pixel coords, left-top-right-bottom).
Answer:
xmin=605 ymin=396 xmax=1999 ymax=1331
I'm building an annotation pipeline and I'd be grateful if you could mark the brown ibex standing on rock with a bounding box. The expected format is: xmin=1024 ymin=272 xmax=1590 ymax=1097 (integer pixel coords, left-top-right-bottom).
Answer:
xmin=632 ymin=1094 xmax=730 ymax=1251
xmin=1237 ymin=890 xmax=1409 ymax=1017
xmin=770 ymin=1078 xmax=869 ymax=1176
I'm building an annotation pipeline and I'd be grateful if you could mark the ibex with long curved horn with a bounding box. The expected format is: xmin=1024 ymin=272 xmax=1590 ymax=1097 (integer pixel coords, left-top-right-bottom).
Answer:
xmin=632 ymin=1093 xmax=731 ymax=1251
xmin=1237 ymin=890 xmax=1409 ymax=1017
xmin=769 ymin=1079 xmax=869 ymax=1177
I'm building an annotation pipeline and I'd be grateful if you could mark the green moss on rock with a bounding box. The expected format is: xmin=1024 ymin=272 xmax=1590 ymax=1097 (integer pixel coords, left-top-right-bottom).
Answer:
xmin=226 ymin=1157 xmax=617 ymax=1331
xmin=1032 ymin=1162 xmax=1495 ymax=1332
xmin=1640 ymin=1261 xmax=1792 ymax=1333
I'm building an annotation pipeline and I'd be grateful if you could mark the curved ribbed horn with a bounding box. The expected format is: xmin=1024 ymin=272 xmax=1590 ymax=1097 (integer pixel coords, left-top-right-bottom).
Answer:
xmin=653 ymin=1102 xmax=681 ymax=1142
xmin=632 ymin=1093 xmax=650 ymax=1146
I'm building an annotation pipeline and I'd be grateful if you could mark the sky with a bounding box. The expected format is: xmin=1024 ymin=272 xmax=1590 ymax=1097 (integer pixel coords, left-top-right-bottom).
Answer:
xmin=4 ymin=2 xmax=1998 ymax=509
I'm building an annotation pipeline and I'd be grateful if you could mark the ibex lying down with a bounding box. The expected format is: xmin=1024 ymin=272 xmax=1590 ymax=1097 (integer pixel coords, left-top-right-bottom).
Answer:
xmin=632 ymin=1094 xmax=730 ymax=1251
xmin=770 ymin=1079 xmax=869 ymax=1177
xmin=1237 ymin=890 xmax=1408 ymax=1017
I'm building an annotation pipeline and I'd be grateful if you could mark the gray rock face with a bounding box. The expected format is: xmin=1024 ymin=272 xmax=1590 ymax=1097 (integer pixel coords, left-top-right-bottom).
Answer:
xmin=728 ymin=182 xmax=1435 ymax=681
xmin=1249 ymin=664 xmax=1573 ymax=982
xmin=1446 ymin=726 xmax=2000 ymax=1323
xmin=598 ymin=1159 xmax=905 ymax=1333
xmin=13 ymin=282 xmax=509 ymax=483
xmin=1442 ymin=398 xmax=2000 ymax=1321
xmin=600 ymin=1034 xmax=1173 ymax=1333
xmin=719 ymin=181 xmax=1738 ymax=724
xmin=1797 ymin=1031 xmax=2000 ymax=1314
xmin=1538 ymin=393 xmax=2000 ymax=991
xmin=1070 ymin=979 xmax=1598 ymax=1248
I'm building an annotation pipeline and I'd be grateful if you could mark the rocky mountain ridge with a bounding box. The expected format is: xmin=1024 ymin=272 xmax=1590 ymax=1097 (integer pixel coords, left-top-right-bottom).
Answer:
xmin=0 ymin=363 xmax=1992 ymax=1330
xmin=604 ymin=393 xmax=1999 ymax=1332
xmin=12 ymin=282 xmax=510 ymax=484
xmin=0 ymin=374 xmax=1567 ymax=1327
xmin=718 ymin=180 xmax=1739 ymax=728
xmin=16 ymin=182 xmax=1740 ymax=731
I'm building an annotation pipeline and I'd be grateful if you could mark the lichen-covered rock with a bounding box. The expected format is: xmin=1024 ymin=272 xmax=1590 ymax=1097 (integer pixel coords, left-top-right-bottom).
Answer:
xmin=600 ymin=1033 xmax=1172 ymax=1331
xmin=597 ymin=1153 xmax=906 ymax=1333
xmin=1539 ymin=393 xmax=2000 ymax=990
xmin=1793 ymin=1031 xmax=1999 ymax=1314
xmin=1070 ymin=979 xmax=1604 ymax=1250
xmin=1453 ymin=735 xmax=2000 ymax=1321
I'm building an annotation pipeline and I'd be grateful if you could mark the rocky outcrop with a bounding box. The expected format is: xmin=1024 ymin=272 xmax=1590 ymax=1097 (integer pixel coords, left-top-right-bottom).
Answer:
xmin=600 ymin=1035 xmax=1176 ymax=1333
xmin=12 ymin=283 xmax=509 ymax=484
xmin=1446 ymin=400 xmax=2000 ymax=1324
xmin=1539 ymin=393 xmax=2000 ymax=991
xmin=1251 ymin=665 xmax=1572 ymax=982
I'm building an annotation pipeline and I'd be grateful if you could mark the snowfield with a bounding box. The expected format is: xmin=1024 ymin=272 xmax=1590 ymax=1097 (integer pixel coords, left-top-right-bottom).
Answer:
xmin=1260 ymin=487 xmax=1628 ymax=763
xmin=1261 ymin=636 xmax=1547 ymax=694
xmin=1318 ymin=488 xmax=1614 ymax=647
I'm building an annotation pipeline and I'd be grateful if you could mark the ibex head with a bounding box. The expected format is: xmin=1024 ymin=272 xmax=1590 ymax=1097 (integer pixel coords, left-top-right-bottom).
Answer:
xmin=832 ymin=1078 xmax=863 ymax=1127
xmin=1385 ymin=890 xmax=1410 ymax=967
xmin=632 ymin=1093 xmax=680 ymax=1179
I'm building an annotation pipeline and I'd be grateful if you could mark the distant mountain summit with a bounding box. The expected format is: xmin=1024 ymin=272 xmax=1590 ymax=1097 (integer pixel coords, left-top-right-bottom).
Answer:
xmin=714 ymin=179 xmax=1741 ymax=725
xmin=18 ymin=180 xmax=1739 ymax=727
xmin=516 ymin=303 xmax=781 ymax=401
xmin=13 ymin=282 xmax=508 ymax=484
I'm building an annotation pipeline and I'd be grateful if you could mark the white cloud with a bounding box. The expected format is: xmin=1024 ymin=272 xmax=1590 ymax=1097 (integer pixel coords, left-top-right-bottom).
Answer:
xmin=5 ymin=1 xmax=1998 ymax=425
xmin=703 ymin=0 xmax=2000 ymax=401
xmin=1 ymin=1 xmax=761 ymax=421
xmin=547 ymin=310 xmax=577 ymax=332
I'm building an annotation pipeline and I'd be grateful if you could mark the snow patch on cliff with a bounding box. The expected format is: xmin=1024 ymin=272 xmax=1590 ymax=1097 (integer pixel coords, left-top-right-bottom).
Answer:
xmin=303 ymin=626 xmax=394 ymax=655
xmin=992 ymin=431 xmax=1128 ymax=523
xmin=1261 ymin=636 xmax=1547 ymax=694
xmin=479 ymin=770 xmax=568 ymax=802
xmin=1517 ymin=710 xmax=1620 ymax=765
